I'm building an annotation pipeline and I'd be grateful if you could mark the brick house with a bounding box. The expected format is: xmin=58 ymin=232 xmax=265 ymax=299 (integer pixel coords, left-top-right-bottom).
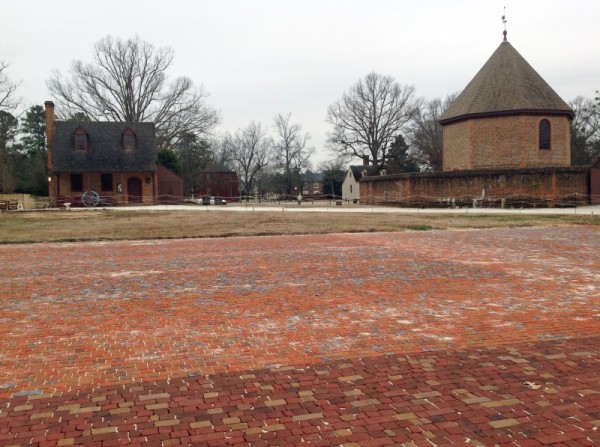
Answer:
xmin=45 ymin=101 xmax=158 ymax=206
xmin=302 ymin=171 xmax=324 ymax=197
xmin=360 ymin=32 xmax=598 ymax=207
xmin=196 ymin=168 xmax=240 ymax=201
xmin=439 ymin=33 xmax=574 ymax=171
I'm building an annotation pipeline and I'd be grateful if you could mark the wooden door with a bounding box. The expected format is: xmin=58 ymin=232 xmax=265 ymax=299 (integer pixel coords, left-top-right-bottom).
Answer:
xmin=127 ymin=177 xmax=143 ymax=203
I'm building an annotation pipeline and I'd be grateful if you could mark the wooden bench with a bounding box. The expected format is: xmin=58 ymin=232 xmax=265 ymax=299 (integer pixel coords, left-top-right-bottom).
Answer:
xmin=0 ymin=200 xmax=18 ymax=211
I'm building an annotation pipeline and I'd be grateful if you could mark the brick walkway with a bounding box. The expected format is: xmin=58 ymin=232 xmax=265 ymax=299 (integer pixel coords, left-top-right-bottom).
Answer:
xmin=0 ymin=226 xmax=599 ymax=446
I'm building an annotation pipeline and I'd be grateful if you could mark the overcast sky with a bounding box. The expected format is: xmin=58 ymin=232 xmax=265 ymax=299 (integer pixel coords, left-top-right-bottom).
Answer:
xmin=2 ymin=0 xmax=599 ymax=166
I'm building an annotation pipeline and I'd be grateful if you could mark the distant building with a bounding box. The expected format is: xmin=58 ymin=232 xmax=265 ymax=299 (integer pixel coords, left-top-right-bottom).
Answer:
xmin=196 ymin=168 xmax=239 ymax=200
xmin=360 ymin=30 xmax=598 ymax=207
xmin=45 ymin=101 xmax=182 ymax=207
xmin=302 ymin=171 xmax=324 ymax=197
xmin=342 ymin=165 xmax=378 ymax=202
xmin=156 ymin=162 xmax=184 ymax=204
xmin=439 ymin=34 xmax=573 ymax=171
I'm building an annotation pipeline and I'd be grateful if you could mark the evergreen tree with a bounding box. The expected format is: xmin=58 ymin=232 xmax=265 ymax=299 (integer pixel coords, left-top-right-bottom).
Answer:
xmin=386 ymin=135 xmax=419 ymax=173
xmin=18 ymin=105 xmax=48 ymax=195
xmin=175 ymin=133 xmax=212 ymax=194
xmin=321 ymin=168 xmax=345 ymax=198
xmin=0 ymin=111 xmax=19 ymax=192
xmin=20 ymin=105 xmax=46 ymax=155
xmin=320 ymin=159 xmax=346 ymax=199
xmin=157 ymin=147 xmax=182 ymax=175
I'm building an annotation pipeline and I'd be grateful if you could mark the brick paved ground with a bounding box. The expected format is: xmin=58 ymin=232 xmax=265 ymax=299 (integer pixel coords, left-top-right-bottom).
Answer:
xmin=0 ymin=226 xmax=599 ymax=446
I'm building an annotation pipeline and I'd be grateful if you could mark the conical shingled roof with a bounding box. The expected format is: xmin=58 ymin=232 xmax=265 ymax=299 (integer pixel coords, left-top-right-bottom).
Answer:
xmin=439 ymin=40 xmax=573 ymax=124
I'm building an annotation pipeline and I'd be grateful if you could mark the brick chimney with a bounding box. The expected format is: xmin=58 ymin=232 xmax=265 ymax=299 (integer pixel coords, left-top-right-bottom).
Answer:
xmin=44 ymin=101 xmax=55 ymax=171
xmin=362 ymin=155 xmax=369 ymax=166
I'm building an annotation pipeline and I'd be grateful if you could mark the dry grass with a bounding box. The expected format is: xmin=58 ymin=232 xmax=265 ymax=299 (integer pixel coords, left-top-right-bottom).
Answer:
xmin=0 ymin=207 xmax=598 ymax=244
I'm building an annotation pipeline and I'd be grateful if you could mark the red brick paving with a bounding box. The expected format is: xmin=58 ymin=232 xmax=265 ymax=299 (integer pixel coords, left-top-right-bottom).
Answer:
xmin=0 ymin=226 xmax=599 ymax=446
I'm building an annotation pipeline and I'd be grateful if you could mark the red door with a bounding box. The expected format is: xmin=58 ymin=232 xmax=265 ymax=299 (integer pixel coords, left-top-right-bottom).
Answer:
xmin=127 ymin=177 xmax=143 ymax=203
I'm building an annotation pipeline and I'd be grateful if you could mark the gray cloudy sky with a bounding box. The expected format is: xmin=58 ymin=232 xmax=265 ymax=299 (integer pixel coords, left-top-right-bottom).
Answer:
xmin=2 ymin=0 xmax=599 ymax=165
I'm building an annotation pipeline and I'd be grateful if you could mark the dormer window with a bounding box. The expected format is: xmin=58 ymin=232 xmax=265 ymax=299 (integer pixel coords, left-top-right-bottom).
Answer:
xmin=122 ymin=128 xmax=136 ymax=152
xmin=74 ymin=128 xmax=88 ymax=151
xmin=539 ymin=119 xmax=551 ymax=150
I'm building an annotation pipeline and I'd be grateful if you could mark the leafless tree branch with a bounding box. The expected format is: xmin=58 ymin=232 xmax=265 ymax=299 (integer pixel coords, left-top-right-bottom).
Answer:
xmin=221 ymin=122 xmax=273 ymax=197
xmin=409 ymin=93 xmax=457 ymax=171
xmin=0 ymin=61 xmax=21 ymax=112
xmin=570 ymin=93 xmax=600 ymax=165
xmin=326 ymin=72 xmax=420 ymax=168
xmin=273 ymin=113 xmax=314 ymax=194
xmin=46 ymin=35 xmax=219 ymax=148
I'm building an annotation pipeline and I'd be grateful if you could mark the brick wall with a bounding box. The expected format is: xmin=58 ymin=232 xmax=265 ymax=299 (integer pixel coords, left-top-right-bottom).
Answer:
xmin=443 ymin=121 xmax=472 ymax=171
xmin=54 ymin=171 xmax=156 ymax=206
xmin=361 ymin=167 xmax=590 ymax=207
xmin=157 ymin=163 xmax=184 ymax=204
xmin=443 ymin=115 xmax=571 ymax=171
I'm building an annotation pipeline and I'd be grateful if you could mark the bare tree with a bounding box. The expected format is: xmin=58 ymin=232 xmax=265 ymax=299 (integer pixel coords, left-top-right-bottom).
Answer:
xmin=0 ymin=61 xmax=20 ymax=112
xmin=211 ymin=141 xmax=234 ymax=171
xmin=410 ymin=93 xmax=457 ymax=171
xmin=570 ymin=93 xmax=600 ymax=165
xmin=327 ymin=72 xmax=420 ymax=169
xmin=273 ymin=113 xmax=314 ymax=195
xmin=46 ymin=35 xmax=219 ymax=148
xmin=222 ymin=122 xmax=273 ymax=198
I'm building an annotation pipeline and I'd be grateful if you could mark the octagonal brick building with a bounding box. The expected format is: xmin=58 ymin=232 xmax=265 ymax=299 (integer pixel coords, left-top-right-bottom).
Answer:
xmin=439 ymin=34 xmax=574 ymax=171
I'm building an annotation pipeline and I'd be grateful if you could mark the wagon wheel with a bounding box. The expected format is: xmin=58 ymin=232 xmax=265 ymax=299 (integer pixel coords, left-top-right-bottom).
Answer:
xmin=82 ymin=190 xmax=100 ymax=207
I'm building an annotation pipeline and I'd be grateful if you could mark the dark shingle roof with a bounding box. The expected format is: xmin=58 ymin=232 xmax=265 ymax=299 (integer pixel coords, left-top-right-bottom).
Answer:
xmin=439 ymin=41 xmax=573 ymax=124
xmin=303 ymin=172 xmax=324 ymax=182
xmin=350 ymin=165 xmax=378 ymax=181
xmin=52 ymin=121 xmax=156 ymax=173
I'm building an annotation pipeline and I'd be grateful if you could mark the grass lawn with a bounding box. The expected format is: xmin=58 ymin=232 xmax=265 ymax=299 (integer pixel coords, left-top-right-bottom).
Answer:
xmin=0 ymin=208 xmax=598 ymax=243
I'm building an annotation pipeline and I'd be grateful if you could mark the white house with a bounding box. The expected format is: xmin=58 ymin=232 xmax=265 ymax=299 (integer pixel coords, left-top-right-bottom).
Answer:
xmin=342 ymin=165 xmax=378 ymax=203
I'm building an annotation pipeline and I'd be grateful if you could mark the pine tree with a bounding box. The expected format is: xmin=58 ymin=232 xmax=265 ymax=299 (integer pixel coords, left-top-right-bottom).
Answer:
xmin=0 ymin=111 xmax=19 ymax=192
xmin=20 ymin=105 xmax=46 ymax=155
xmin=386 ymin=135 xmax=419 ymax=173
xmin=18 ymin=105 xmax=48 ymax=195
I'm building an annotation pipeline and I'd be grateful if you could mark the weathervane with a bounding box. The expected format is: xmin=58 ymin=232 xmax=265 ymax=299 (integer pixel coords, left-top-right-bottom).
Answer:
xmin=502 ymin=7 xmax=508 ymax=41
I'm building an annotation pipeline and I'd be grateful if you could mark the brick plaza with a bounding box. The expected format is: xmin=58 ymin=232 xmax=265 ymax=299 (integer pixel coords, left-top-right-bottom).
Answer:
xmin=1 ymin=226 xmax=599 ymax=446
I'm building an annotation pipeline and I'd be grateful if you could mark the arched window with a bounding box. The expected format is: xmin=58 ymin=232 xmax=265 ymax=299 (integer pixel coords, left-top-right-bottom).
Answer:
xmin=539 ymin=119 xmax=551 ymax=150
xmin=74 ymin=128 xmax=88 ymax=151
xmin=122 ymin=128 xmax=136 ymax=152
